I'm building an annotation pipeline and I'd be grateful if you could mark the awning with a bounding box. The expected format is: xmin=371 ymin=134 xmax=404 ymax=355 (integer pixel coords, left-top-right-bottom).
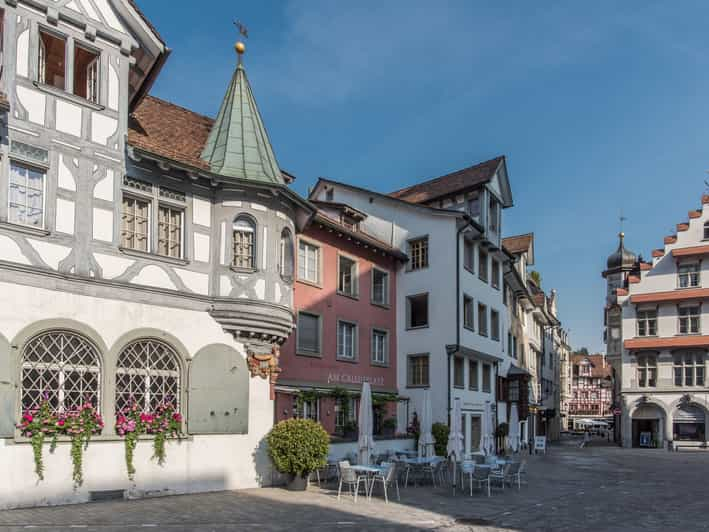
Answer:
xmin=507 ymin=364 xmax=530 ymax=377
xmin=675 ymin=404 xmax=705 ymax=423
xmin=446 ymin=344 xmax=502 ymax=363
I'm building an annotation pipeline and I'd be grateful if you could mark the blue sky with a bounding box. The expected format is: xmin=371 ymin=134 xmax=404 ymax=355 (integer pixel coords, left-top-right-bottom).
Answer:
xmin=139 ymin=1 xmax=709 ymax=353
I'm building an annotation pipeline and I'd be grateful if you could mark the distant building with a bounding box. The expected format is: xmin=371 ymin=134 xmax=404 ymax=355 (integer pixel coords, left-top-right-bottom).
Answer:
xmin=605 ymin=195 xmax=709 ymax=449
xmin=569 ymin=353 xmax=613 ymax=427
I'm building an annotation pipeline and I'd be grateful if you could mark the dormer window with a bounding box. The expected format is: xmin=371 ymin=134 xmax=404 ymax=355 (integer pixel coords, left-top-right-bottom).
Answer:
xmin=74 ymin=44 xmax=100 ymax=103
xmin=341 ymin=215 xmax=358 ymax=231
xmin=488 ymin=197 xmax=499 ymax=234
xmin=468 ymin=192 xmax=481 ymax=222
xmin=38 ymin=28 xmax=100 ymax=104
xmin=38 ymin=29 xmax=65 ymax=90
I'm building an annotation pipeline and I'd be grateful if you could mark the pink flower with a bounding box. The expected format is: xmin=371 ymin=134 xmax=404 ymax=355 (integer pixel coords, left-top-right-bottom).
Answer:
xmin=57 ymin=419 xmax=65 ymax=427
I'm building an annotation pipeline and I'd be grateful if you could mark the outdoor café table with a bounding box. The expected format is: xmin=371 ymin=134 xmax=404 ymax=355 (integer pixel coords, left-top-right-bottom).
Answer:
xmin=350 ymin=465 xmax=384 ymax=493
xmin=400 ymin=456 xmax=438 ymax=487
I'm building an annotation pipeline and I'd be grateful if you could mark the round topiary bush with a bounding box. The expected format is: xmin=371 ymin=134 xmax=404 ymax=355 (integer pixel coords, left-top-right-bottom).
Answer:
xmin=267 ymin=419 xmax=329 ymax=480
xmin=432 ymin=422 xmax=450 ymax=456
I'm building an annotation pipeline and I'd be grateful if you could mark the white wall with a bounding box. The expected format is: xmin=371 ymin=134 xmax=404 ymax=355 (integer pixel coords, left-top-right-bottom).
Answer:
xmin=0 ymin=282 xmax=275 ymax=509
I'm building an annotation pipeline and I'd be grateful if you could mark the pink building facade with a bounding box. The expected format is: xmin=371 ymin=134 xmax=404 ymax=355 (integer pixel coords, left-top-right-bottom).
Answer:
xmin=276 ymin=205 xmax=406 ymax=437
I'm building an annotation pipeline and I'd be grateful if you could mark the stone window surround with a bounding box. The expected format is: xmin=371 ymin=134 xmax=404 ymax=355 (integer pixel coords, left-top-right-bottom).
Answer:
xmin=9 ymin=321 xmax=196 ymax=442
xmin=295 ymin=310 xmax=322 ymax=358
xmin=231 ymin=213 xmax=258 ymax=272
xmin=296 ymin=235 xmax=323 ymax=288
xmin=370 ymin=326 xmax=389 ymax=367
xmin=370 ymin=265 xmax=390 ymax=308
xmin=336 ymin=318 xmax=358 ymax=363
xmin=336 ymin=250 xmax=359 ymax=300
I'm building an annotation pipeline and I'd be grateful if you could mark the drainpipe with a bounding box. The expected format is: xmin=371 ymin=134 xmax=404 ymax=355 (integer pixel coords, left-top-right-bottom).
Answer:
xmin=452 ymin=219 xmax=475 ymax=420
xmin=494 ymin=362 xmax=499 ymax=454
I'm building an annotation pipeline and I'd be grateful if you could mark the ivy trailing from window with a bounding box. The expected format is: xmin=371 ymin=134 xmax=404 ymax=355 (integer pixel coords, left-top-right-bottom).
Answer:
xmin=64 ymin=403 xmax=104 ymax=487
xmin=16 ymin=398 xmax=59 ymax=481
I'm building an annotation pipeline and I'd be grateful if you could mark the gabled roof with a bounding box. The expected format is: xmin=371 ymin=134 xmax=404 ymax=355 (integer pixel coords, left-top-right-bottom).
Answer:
xmin=201 ymin=56 xmax=283 ymax=184
xmin=129 ymin=95 xmax=212 ymax=170
xmin=388 ymin=156 xmax=512 ymax=207
xmin=502 ymin=233 xmax=534 ymax=264
xmin=572 ymin=354 xmax=611 ymax=379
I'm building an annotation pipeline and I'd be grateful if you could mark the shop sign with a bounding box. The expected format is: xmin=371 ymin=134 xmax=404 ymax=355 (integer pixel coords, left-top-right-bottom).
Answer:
xmin=327 ymin=373 xmax=384 ymax=386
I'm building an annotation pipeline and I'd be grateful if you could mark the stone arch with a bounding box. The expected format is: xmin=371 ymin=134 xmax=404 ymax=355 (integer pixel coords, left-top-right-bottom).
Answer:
xmin=668 ymin=395 xmax=708 ymax=443
xmin=108 ymin=328 xmax=191 ymax=431
xmin=10 ymin=319 xmax=108 ymax=420
xmin=628 ymin=398 xmax=669 ymax=448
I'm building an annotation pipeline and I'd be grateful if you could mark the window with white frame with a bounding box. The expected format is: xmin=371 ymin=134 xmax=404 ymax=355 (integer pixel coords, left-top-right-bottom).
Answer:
xmin=38 ymin=29 xmax=66 ymax=89
xmin=482 ymin=363 xmax=491 ymax=392
xmin=674 ymin=352 xmax=705 ymax=387
xmin=679 ymin=306 xmax=700 ymax=334
xmin=491 ymin=259 xmax=501 ymax=289
xmin=478 ymin=303 xmax=488 ymax=336
xmin=337 ymin=320 xmax=357 ymax=360
xmin=20 ymin=330 xmax=101 ymax=414
xmin=478 ymin=248 xmax=488 ymax=282
xmin=115 ymin=339 xmax=180 ymax=413
xmin=338 ymin=255 xmax=358 ymax=297
xmin=371 ymin=329 xmax=388 ymax=365
xmin=704 ymin=222 xmax=709 ymax=240
xmin=488 ymin=197 xmax=499 ymax=233
xmin=407 ymin=293 xmax=429 ymax=328
xmin=469 ymin=360 xmax=479 ymax=390
xmin=9 ymin=161 xmax=45 ymax=228
xmin=74 ymin=43 xmax=99 ymax=103
xmin=491 ymin=309 xmax=500 ymax=341
xmin=464 ymin=240 xmax=474 ymax=271
xmin=407 ymin=354 xmax=429 ymax=387
xmin=157 ymin=205 xmax=183 ymax=258
xmin=678 ymin=263 xmax=700 ymax=288
xmin=232 ymin=216 xmax=256 ymax=270
xmin=295 ymin=396 xmax=319 ymax=421
xmin=468 ymin=192 xmax=481 ymax=222
xmin=297 ymin=239 xmax=320 ymax=284
xmin=408 ymin=237 xmax=429 ymax=270
xmin=279 ymin=228 xmax=294 ymax=281
xmin=463 ymin=295 xmax=474 ymax=330
xmin=335 ymin=396 xmax=356 ymax=431
xmin=371 ymin=267 xmax=389 ymax=306
xmin=121 ymin=196 xmax=150 ymax=252
xmin=636 ymin=354 xmax=657 ymax=388
xmin=297 ymin=312 xmax=321 ymax=355
xmin=453 ymin=356 xmax=464 ymax=388
xmin=637 ymin=310 xmax=657 ymax=337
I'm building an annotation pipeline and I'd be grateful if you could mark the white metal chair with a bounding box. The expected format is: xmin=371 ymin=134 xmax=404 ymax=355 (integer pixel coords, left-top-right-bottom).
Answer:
xmin=368 ymin=462 xmax=400 ymax=503
xmin=489 ymin=463 xmax=512 ymax=491
xmin=337 ymin=461 xmax=368 ymax=503
xmin=469 ymin=464 xmax=492 ymax=497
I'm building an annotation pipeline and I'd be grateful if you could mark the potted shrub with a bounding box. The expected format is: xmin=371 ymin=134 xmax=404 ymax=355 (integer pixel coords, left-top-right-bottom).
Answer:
xmin=267 ymin=419 xmax=329 ymax=491
xmin=381 ymin=418 xmax=397 ymax=438
xmin=432 ymin=422 xmax=450 ymax=456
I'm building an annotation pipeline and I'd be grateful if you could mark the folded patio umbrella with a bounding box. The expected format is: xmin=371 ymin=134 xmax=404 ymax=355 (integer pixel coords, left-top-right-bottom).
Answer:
xmin=509 ymin=403 xmax=520 ymax=453
xmin=358 ymin=382 xmax=375 ymax=465
xmin=418 ymin=389 xmax=435 ymax=458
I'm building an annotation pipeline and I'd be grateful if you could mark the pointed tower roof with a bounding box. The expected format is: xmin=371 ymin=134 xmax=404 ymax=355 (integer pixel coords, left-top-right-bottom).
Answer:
xmin=201 ymin=42 xmax=284 ymax=184
xmin=606 ymin=232 xmax=637 ymax=271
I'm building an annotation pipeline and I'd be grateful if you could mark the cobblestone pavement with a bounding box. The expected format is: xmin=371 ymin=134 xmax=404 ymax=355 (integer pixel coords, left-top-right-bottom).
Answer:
xmin=1 ymin=438 xmax=709 ymax=531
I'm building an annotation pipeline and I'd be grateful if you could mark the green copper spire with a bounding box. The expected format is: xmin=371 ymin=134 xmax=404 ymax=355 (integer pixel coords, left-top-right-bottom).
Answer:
xmin=201 ymin=43 xmax=283 ymax=184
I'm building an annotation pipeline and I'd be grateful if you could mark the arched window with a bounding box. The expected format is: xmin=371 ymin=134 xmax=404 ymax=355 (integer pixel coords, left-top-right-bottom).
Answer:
xmin=115 ymin=339 xmax=181 ymax=412
xmin=21 ymin=330 xmax=101 ymax=413
xmin=232 ymin=215 xmax=256 ymax=270
xmin=279 ymin=227 xmax=294 ymax=282
xmin=636 ymin=353 xmax=657 ymax=388
xmin=704 ymin=221 xmax=709 ymax=240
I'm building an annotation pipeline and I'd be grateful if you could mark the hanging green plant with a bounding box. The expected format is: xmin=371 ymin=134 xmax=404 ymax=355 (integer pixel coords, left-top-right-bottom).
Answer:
xmin=63 ymin=402 xmax=104 ymax=487
xmin=116 ymin=403 xmax=142 ymax=481
xmin=16 ymin=398 xmax=59 ymax=481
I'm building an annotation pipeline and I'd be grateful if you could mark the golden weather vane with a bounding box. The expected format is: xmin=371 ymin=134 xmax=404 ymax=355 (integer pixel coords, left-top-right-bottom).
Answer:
xmin=233 ymin=20 xmax=248 ymax=58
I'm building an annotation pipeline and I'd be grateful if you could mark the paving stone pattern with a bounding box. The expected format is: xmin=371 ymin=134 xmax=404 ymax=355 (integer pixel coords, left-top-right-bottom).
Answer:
xmin=1 ymin=438 xmax=708 ymax=531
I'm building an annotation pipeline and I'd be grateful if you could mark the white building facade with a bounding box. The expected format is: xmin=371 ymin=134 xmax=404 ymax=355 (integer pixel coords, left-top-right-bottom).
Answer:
xmin=310 ymin=157 xmax=516 ymax=456
xmin=0 ymin=0 xmax=311 ymax=508
xmin=611 ymin=195 xmax=709 ymax=448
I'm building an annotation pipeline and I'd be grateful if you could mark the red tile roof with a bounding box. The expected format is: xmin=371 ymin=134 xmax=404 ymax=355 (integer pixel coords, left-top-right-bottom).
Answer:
xmin=128 ymin=95 xmax=213 ymax=170
xmin=689 ymin=210 xmax=702 ymax=219
xmin=625 ymin=335 xmax=709 ymax=350
xmin=652 ymin=249 xmax=665 ymax=258
xmin=630 ymin=287 xmax=709 ymax=304
xmin=664 ymin=235 xmax=677 ymax=244
xmin=672 ymin=245 xmax=709 ymax=258
xmin=571 ymin=354 xmax=611 ymax=378
xmin=502 ymin=233 xmax=533 ymax=255
xmin=389 ymin=156 xmax=504 ymax=204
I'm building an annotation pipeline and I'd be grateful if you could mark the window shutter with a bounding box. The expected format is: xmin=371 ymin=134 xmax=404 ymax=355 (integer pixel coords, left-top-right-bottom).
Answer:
xmin=299 ymin=314 xmax=319 ymax=353
xmin=188 ymin=344 xmax=249 ymax=434
xmin=0 ymin=334 xmax=14 ymax=437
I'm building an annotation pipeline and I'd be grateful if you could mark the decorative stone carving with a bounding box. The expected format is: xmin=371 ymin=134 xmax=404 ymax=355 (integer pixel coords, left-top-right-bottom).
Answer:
xmin=247 ymin=344 xmax=281 ymax=400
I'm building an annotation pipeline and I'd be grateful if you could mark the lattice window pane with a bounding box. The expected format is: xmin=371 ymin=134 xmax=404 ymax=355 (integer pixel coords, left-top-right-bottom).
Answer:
xmin=21 ymin=331 xmax=101 ymax=414
xmin=115 ymin=339 xmax=180 ymax=413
